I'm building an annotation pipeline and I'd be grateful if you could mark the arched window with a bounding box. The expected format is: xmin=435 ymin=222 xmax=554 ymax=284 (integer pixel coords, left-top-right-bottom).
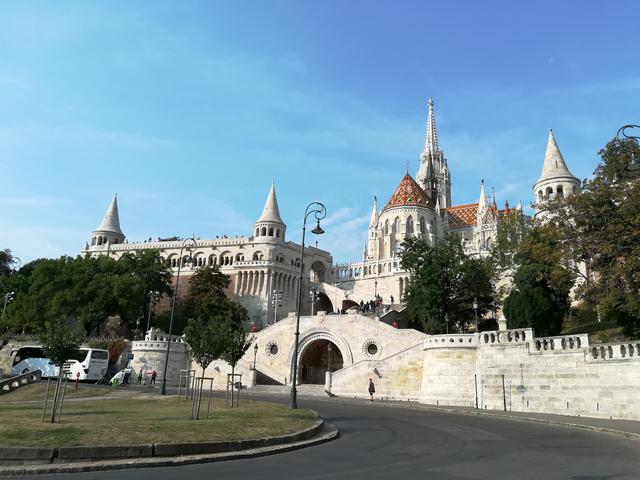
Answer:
xmin=91 ymin=237 xmax=96 ymax=246
xmin=573 ymin=185 xmax=578 ymax=194
xmin=236 ymin=253 xmax=244 ymax=262
xmin=253 ymin=251 xmax=263 ymax=261
xmin=394 ymin=217 xmax=401 ymax=234
xmin=208 ymin=255 xmax=216 ymax=266
xmin=255 ymin=228 xmax=259 ymax=237
xmin=538 ymin=190 xmax=543 ymax=202
xmin=384 ymin=220 xmax=389 ymax=235
xmin=261 ymin=227 xmax=267 ymax=236
xmin=276 ymin=229 xmax=280 ymax=238
xmin=419 ymin=217 xmax=426 ymax=234
xmin=406 ymin=216 xmax=414 ymax=234
xmin=268 ymin=227 xmax=274 ymax=236
xmin=545 ymin=187 xmax=554 ymax=200
xmin=556 ymin=185 xmax=564 ymax=198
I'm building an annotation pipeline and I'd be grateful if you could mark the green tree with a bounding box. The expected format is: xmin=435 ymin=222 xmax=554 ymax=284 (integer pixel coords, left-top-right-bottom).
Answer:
xmin=37 ymin=319 xmax=84 ymax=423
xmin=0 ymin=249 xmax=17 ymax=279
xmin=538 ymin=137 xmax=640 ymax=337
xmin=503 ymin=226 xmax=574 ymax=336
xmin=220 ymin=324 xmax=253 ymax=407
xmin=400 ymin=235 xmax=494 ymax=334
xmin=490 ymin=209 xmax=531 ymax=273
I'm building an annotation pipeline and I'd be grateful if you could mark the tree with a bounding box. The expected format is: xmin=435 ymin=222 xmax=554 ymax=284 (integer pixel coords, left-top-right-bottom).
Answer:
xmin=538 ymin=137 xmax=640 ymax=337
xmin=38 ymin=319 xmax=84 ymax=423
xmin=0 ymin=249 xmax=17 ymax=279
xmin=490 ymin=209 xmax=531 ymax=273
xmin=220 ymin=324 xmax=253 ymax=407
xmin=400 ymin=235 xmax=494 ymax=334
xmin=503 ymin=226 xmax=574 ymax=336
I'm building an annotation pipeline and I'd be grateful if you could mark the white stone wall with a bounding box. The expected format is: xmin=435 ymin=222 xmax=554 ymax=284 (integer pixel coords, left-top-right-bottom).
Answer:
xmin=130 ymin=329 xmax=191 ymax=386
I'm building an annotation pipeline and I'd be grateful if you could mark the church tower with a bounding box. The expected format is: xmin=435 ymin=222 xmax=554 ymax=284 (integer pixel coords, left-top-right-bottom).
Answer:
xmin=533 ymin=130 xmax=581 ymax=217
xmin=254 ymin=183 xmax=286 ymax=242
xmin=90 ymin=194 xmax=125 ymax=248
xmin=366 ymin=196 xmax=379 ymax=260
xmin=416 ymin=98 xmax=452 ymax=209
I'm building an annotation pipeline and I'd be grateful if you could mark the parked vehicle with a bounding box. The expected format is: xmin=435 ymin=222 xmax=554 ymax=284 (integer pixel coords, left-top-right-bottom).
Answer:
xmin=10 ymin=346 xmax=59 ymax=378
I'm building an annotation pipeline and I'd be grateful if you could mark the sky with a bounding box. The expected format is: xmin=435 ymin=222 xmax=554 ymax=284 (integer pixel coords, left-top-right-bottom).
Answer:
xmin=1 ymin=1 xmax=639 ymax=265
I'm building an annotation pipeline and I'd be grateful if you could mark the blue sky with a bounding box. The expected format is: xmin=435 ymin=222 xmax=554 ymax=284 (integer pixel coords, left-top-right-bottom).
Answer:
xmin=1 ymin=1 xmax=638 ymax=265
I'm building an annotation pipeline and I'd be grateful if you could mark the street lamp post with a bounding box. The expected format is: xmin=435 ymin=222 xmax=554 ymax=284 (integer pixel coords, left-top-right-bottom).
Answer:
xmin=1 ymin=292 xmax=15 ymax=323
xmin=445 ymin=312 xmax=449 ymax=335
xmin=252 ymin=343 xmax=258 ymax=370
xmin=145 ymin=290 xmax=160 ymax=334
xmin=473 ymin=297 xmax=479 ymax=332
xmin=327 ymin=343 xmax=332 ymax=373
xmin=289 ymin=202 xmax=326 ymax=409
xmin=161 ymin=237 xmax=196 ymax=396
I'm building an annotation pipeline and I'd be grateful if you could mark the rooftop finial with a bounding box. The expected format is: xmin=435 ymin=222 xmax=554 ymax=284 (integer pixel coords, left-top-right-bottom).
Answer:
xmin=424 ymin=97 xmax=439 ymax=154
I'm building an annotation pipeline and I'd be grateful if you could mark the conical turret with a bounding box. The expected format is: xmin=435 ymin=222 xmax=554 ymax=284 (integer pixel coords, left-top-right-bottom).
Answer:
xmin=90 ymin=194 xmax=125 ymax=248
xmin=254 ymin=183 xmax=286 ymax=241
xmin=369 ymin=196 xmax=379 ymax=228
xmin=533 ymin=130 xmax=581 ymax=216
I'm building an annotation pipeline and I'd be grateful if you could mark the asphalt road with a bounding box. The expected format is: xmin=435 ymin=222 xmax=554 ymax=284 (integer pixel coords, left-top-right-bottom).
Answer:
xmin=18 ymin=394 xmax=640 ymax=480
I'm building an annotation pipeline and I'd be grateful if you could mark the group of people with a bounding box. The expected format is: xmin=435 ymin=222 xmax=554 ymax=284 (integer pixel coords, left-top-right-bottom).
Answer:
xmin=359 ymin=294 xmax=394 ymax=314
xmin=109 ymin=367 xmax=157 ymax=389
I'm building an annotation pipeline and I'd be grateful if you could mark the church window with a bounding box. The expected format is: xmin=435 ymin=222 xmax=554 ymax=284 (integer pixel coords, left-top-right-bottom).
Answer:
xmin=261 ymin=227 xmax=267 ymax=236
xmin=393 ymin=217 xmax=401 ymax=234
xmin=406 ymin=216 xmax=414 ymax=234
xmin=419 ymin=217 xmax=426 ymax=234
xmin=384 ymin=220 xmax=389 ymax=235
xmin=268 ymin=227 xmax=274 ymax=236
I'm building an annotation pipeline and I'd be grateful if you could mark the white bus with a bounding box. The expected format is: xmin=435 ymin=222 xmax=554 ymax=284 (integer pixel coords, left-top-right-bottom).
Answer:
xmin=11 ymin=346 xmax=110 ymax=381
xmin=11 ymin=346 xmax=59 ymax=378
xmin=62 ymin=348 xmax=110 ymax=381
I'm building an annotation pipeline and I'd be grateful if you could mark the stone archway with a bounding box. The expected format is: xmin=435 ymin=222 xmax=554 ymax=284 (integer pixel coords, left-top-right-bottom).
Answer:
xmin=316 ymin=292 xmax=333 ymax=313
xmin=298 ymin=339 xmax=344 ymax=384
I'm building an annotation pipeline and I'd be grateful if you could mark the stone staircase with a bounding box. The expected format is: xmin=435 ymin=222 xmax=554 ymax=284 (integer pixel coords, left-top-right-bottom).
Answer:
xmin=248 ymin=384 xmax=329 ymax=397
xmin=0 ymin=370 xmax=42 ymax=396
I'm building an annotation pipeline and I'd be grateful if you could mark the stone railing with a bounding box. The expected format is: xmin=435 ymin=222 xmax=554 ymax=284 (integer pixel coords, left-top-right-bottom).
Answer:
xmin=530 ymin=334 xmax=589 ymax=353
xmin=479 ymin=329 xmax=532 ymax=346
xmin=424 ymin=334 xmax=477 ymax=349
xmin=587 ymin=341 xmax=640 ymax=362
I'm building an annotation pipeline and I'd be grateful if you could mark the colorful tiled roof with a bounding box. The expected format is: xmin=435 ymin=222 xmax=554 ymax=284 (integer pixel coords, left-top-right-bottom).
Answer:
xmin=384 ymin=174 xmax=433 ymax=210
xmin=446 ymin=203 xmax=478 ymax=228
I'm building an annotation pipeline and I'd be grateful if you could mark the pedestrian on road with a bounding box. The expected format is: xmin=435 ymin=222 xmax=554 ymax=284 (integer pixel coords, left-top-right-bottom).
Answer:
xmin=150 ymin=370 xmax=157 ymax=384
xmin=136 ymin=371 xmax=143 ymax=384
xmin=368 ymin=378 xmax=375 ymax=401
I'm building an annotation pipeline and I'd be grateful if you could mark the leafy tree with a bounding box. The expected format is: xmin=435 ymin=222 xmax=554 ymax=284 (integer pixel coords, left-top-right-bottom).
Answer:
xmin=490 ymin=209 xmax=531 ymax=273
xmin=400 ymin=235 xmax=494 ymax=334
xmin=37 ymin=319 xmax=84 ymax=423
xmin=503 ymin=226 xmax=574 ymax=336
xmin=184 ymin=317 xmax=229 ymax=379
xmin=182 ymin=265 xmax=232 ymax=321
xmin=0 ymin=249 xmax=17 ymax=279
xmin=220 ymin=324 xmax=253 ymax=407
xmin=538 ymin=137 xmax=640 ymax=337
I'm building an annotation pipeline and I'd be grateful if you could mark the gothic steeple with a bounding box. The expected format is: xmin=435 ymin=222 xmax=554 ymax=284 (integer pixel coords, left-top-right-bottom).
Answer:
xmin=254 ymin=182 xmax=286 ymax=241
xmin=369 ymin=196 xmax=379 ymax=228
xmin=424 ymin=97 xmax=438 ymax=155
xmin=90 ymin=194 xmax=125 ymax=248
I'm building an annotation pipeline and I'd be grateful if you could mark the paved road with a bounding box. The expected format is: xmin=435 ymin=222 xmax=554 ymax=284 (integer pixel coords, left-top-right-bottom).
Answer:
xmin=19 ymin=394 xmax=640 ymax=480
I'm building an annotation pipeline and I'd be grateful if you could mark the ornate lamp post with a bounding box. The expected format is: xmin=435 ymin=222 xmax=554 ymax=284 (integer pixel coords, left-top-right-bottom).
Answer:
xmin=1 ymin=292 xmax=15 ymax=323
xmin=473 ymin=297 xmax=479 ymax=332
xmin=252 ymin=343 xmax=258 ymax=370
xmin=617 ymin=125 xmax=640 ymax=171
xmin=289 ymin=202 xmax=326 ymax=409
xmin=161 ymin=237 xmax=196 ymax=396
xmin=145 ymin=290 xmax=160 ymax=334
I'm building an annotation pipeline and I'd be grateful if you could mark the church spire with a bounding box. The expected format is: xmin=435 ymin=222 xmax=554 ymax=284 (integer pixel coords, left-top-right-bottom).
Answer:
xmin=538 ymin=129 xmax=577 ymax=182
xmin=96 ymin=194 xmax=123 ymax=236
xmin=256 ymin=182 xmax=284 ymax=224
xmin=424 ymin=98 xmax=439 ymax=155
xmin=369 ymin=196 xmax=379 ymax=227
xmin=477 ymin=180 xmax=489 ymax=212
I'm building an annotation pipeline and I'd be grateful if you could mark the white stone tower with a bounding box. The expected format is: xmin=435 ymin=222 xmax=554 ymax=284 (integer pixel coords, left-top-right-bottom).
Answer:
xmin=366 ymin=196 xmax=379 ymax=260
xmin=254 ymin=183 xmax=286 ymax=242
xmin=90 ymin=194 xmax=125 ymax=248
xmin=416 ymin=98 xmax=452 ymax=209
xmin=533 ymin=130 xmax=581 ymax=217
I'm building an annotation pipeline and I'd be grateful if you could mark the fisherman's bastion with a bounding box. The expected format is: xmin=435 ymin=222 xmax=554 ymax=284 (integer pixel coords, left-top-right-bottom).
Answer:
xmin=82 ymin=100 xmax=640 ymax=421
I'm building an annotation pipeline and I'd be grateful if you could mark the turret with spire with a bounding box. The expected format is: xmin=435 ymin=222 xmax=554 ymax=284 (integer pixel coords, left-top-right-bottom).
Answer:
xmin=533 ymin=129 xmax=580 ymax=217
xmin=254 ymin=182 xmax=286 ymax=241
xmin=90 ymin=194 xmax=125 ymax=249
xmin=416 ymin=98 xmax=452 ymax=209
xmin=367 ymin=196 xmax=379 ymax=259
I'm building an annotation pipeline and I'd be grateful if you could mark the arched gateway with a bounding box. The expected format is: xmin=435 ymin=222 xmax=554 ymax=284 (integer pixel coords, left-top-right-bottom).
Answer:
xmin=287 ymin=329 xmax=353 ymax=385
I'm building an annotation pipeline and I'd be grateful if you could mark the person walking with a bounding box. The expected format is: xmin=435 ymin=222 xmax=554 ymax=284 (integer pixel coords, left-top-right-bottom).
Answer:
xmin=136 ymin=370 xmax=143 ymax=385
xmin=368 ymin=378 xmax=375 ymax=402
xmin=150 ymin=370 xmax=157 ymax=384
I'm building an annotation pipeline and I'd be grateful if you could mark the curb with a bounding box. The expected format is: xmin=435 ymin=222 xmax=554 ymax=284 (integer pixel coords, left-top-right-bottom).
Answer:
xmin=0 ymin=421 xmax=338 ymax=476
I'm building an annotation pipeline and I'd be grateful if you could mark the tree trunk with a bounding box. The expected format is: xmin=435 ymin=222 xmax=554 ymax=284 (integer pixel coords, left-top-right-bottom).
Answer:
xmin=50 ymin=372 xmax=62 ymax=424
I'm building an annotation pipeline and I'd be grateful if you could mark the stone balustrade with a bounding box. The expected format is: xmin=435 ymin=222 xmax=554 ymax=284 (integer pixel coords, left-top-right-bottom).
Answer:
xmin=424 ymin=334 xmax=477 ymax=349
xmin=530 ymin=333 xmax=589 ymax=353
xmin=479 ymin=329 xmax=532 ymax=345
xmin=587 ymin=341 xmax=640 ymax=361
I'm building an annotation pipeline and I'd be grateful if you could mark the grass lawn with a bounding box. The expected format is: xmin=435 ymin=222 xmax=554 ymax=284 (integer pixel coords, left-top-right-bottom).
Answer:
xmin=0 ymin=383 xmax=109 ymax=403
xmin=0 ymin=385 xmax=316 ymax=448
